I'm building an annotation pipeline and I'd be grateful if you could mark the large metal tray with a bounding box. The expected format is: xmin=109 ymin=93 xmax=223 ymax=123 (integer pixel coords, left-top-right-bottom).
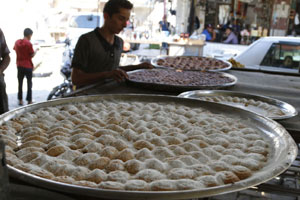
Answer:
xmin=126 ymin=69 xmax=237 ymax=92
xmin=2 ymin=94 xmax=297 ymax=200
xmin=178 ymin=90 xmax=298 ymax=120
xmin=151 ymin=55 xmax=232 ymax=72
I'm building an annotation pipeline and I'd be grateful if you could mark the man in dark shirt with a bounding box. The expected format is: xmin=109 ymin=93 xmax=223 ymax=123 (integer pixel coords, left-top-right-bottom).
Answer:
xmin=0 ymin=28 xmax=10 ymax=114
xmin=71 ymin=0 xmax=153 ymax=87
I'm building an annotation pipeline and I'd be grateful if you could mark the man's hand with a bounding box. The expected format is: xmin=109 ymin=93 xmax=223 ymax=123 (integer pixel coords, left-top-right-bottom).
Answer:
xmin=136 ymin=62 xmax=154 ymax=70
xmin=109 ymin=69 xmax=128 ymax=82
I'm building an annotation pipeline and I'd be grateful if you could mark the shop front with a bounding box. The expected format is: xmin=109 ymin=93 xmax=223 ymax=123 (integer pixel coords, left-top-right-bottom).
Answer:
xmin=203 ymin=0 xmax=273 ymax=44
xmin=201 ymin=0 xmax=299 ymax=43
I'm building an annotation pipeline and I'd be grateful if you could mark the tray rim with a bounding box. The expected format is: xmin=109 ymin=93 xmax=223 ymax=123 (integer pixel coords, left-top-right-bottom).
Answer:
xmin=178 ymin=90 xmax=298 ymax=120
xmin=151 ymin=55 xmax=232 ymax=72
xmin=126 ymin=69 xmax=238 ymax=91
xmin=2 ymin=94 xmax=297 ymax=200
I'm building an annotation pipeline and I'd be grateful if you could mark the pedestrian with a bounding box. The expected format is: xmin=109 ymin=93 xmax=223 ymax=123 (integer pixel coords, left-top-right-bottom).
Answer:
xmin=159 ymin=15 xmax=170 ymax=54
xmin=71 ymin=0 xmax=153 ymax=87
xmin=14 ymin=28 xmax=38 ymax=106
xmin=0 ymin=28 xmax=11 ymax=114
xmin=159 ymin=15 xmax=170 ymax=34
xmin=223 ymin=27 xmax=238 ymax=44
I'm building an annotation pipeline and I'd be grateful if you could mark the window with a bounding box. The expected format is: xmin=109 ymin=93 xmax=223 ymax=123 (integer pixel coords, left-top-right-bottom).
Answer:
xmin=69 ymin=15 xmax=101 ymax=29
xmin=261 ymin=42 xmax=300 ymax=70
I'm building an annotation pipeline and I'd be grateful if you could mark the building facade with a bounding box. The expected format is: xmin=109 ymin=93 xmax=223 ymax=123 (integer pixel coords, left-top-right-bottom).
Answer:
xmin=174 ymin=0 xmax=300 ymax=38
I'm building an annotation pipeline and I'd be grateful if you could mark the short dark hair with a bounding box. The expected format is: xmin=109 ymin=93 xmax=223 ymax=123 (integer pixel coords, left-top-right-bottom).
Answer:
xmin=24 ymin=28 xmax=33 ymax=37
xmin=103 ymin=0 xmax=133 ymax=17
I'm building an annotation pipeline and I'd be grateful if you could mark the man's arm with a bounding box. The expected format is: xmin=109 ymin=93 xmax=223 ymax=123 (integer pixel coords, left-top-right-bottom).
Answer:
xmin=223 ymin=32 xmax=234 ymax=44
xmin=0 ymin=29 xmax=10 ymax=73
xmin=120 ymin=62 xmax=153 ymax=72
xmin=29 ymin=42 xmax=39 ymax=58
xmin=31 ymin=48 xmax=39 ymax=57
xmin=0 ymin=54 xmax=10 ymax=74
xmin=71 ymin=67 xmax=128 ymax=87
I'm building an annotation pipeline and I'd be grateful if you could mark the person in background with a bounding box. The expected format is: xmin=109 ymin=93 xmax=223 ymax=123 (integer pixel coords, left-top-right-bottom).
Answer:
xmin=71 ymin=0 xmax=153 ymax=87
xmin=223 ymin=27 xmax=238 ymax=44
xmin=159 ymin=15 xmax=170 ymax=53
xmin=232 ymin=18 xmax=242 ymax=43
xmin=159 ymin=15 xmax=170 ymax=34
xmin=14 ymin=28 xmax=38 ymax=106
xmin=202 ymin=24 xmax=216 ymax=41
xmin=240 ymin=24 xmax=251 ymax=45
xmin=0 ymin=28 xmax=10 ymax=114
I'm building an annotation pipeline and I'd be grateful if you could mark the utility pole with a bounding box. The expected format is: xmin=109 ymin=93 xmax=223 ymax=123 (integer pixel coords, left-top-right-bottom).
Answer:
xmin=164 ymin=0 xmax=167 ymax=19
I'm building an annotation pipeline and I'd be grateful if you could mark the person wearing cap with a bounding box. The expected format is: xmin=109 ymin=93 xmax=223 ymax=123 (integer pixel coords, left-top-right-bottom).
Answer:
xmin=223 ymin=26 xmax=238 ymax=44
xmin=0 ymin=28 xmax=10 ymax=114
xmin=71 ymin=0 xmax=153 ymax=88
xmin=202 ymin=24 xmax=216 ymax=41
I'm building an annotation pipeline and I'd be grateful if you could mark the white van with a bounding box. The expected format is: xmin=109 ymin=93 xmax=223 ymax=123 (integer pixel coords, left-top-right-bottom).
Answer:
xmin=66 ymin=12 xmax=104 ymax=47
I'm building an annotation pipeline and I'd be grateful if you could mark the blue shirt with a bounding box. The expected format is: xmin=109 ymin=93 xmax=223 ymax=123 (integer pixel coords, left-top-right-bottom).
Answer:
xmin=202 ymin=29 xmax=212 ymax=41
xmin=159 ymin=21 xmax=169 ymax=32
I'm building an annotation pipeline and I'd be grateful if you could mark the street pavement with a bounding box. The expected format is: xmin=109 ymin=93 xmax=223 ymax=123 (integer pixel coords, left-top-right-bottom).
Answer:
xmin=4 ymin=41 xmax=248 ymax=112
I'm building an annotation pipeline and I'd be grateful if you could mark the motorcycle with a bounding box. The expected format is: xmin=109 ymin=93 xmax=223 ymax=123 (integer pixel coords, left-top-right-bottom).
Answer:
xmin=47 ymin=39 xmax=73 ymax=100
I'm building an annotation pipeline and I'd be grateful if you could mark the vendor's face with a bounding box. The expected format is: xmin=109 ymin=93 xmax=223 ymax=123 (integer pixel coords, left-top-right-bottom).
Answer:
xmin=106 ymin=8 xmax=131 ymax=34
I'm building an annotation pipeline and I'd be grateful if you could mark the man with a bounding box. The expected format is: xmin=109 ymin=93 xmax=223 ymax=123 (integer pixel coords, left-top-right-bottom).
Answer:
xmin=71 ymin=0 xmax=153 ymax=87
xmin=0 ymin=28 xmax=10 ymax=114
xmin=159 ymin=15 xmax=170 ymax=34
xmin=14 ymin=28 xmax=38 ymax=105
xmin=202 ymin=24 xmax=216 ymax=41
xmin=159 ymin=15 xmax=170 ymax=53
xmin=223 ymin=27 xmax=238 ymax=44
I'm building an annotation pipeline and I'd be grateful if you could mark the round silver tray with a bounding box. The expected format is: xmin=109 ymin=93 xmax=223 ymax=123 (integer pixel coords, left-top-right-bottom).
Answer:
xmin=2 ymin=94 xmax=297 ymax=200
xmin=126 ymin=69 xmax=237 ymax=92
xmin=178 ymin=90 xmax=298 ymax=120
xmin=151 ymin=56 xmax=232 ymax=72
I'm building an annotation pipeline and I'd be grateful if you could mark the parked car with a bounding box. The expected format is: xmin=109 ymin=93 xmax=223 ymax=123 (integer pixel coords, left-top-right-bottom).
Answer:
xmin=234 ymin=37 xmax=300 ymax=74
